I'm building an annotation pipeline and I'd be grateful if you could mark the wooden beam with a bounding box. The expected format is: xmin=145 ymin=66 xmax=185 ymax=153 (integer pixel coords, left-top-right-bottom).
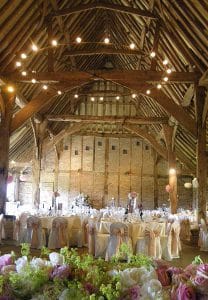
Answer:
xmin=195 ymin=86 xmax=207 ymax=220
xmin=47 ymin=115 xmax=169 ymax=124
xmin=124 ymin=124 xmax=168 ymax=159
xmin=48 ymin=2 xmax=157 ymax=19
xmin=64 ymin=47 xmax=144 ymax=56
xmin=11 ymin=90 xmax=55 ymax=133
xmin=199 ymin=68 xmax=208 ymax=87
xmin=0 ymin=94 xmax=5 ymax=118
xmin=10 ymin=80 xmax=90 ymax=133
xmin=47 ymin=22 xmax=54 ymax=72
xmin=181 ymin=84 xmax=194 ymax=107
xmin=4 ymin=70 xmax=200 ymax=84
xmin=150 ymin=21 xmax=160 ymax=70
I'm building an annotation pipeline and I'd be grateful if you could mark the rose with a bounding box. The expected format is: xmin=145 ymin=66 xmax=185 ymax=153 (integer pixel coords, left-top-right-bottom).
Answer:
xmin=50 ymin=264 xmax=71 ymax=279
xmin=0 ymin=255 xmax=13 ymax=271
xmin=175 ymin=282 xmax=196 ymax=300
xmin=156 ymin=267 xmax=171 ymax=286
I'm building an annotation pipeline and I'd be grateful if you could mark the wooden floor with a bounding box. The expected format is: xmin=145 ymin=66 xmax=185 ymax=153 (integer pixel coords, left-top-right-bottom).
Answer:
xmin=0 ymin=240 xmax=207 ymax=268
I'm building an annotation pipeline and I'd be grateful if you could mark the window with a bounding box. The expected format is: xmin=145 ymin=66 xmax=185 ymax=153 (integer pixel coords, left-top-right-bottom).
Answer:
xmin=145 ymin=145 xmax=149 ymax=150
xmin=75 ymin=150 xmax=78 ymax=155
xmin=98 ymin=141 xmax=102 ymax=146
xmin=64 ymin=145 xmax=68 ymax=150
xmin=112 ymin=145 xmax=116 ymax=150
xmin=85 ymin=146 xmax=90 ymax=151
xmin=136 ymin=141 xmax=140 ymax=146
xmin=123 ymin=149 xmax=128 ymax=154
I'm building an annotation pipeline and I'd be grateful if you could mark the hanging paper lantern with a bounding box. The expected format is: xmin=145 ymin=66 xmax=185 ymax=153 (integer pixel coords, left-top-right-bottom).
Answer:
xmin=184 ymin=182 xmax=192 ymax=189
xmin=192 ymin=178 xmax=199 ymax=188
xmin=7 ymin=175 xmax=13 ymax=184
xmin=165 ymin=184 xmax=173 ymax=193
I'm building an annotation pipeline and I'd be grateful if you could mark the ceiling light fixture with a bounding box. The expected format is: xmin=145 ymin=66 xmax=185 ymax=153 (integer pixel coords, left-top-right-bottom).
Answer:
xmin=51 ymin=39 xmax=58 ymax=46
xmin=31 ymin=78 xmax=36 ymax=84
xmin=99 ymin=97 xmax=104 ymax=101
xmin=57 ymin=90 xmax=62 ymax=95
xmin=163 ymin=59 xmax=168 ymax=65
xmin=146 ymin=89 xmax=151 ymax=95
xmin=15 ymin=61 xmax=22 ymax=67
xmin=21 ymin=71 xmax=27 ymax=76
xmin=116 ymin=96 xmax=120 ymax=100
xmin=7 ymin=86 xmax=15 ymax=93
xmin=130 ymin=43 xmax=135 ymax=49
xmin=76 ymin=37 xmax=82 ymax=43
xmin=42 ymin=85 xmax=48 ymax=90
xmin=150 ymin=51 xmax=156 ymax=58
xmin=131 ymin=93 xmax=137 ymax=98
xmin=74 ymin=94 xmax=79 ymax=98
xmin=163 ymin=76 xmax=169 ymax=82
xmin=104 ymin=37 xmax=110 ymax=44
xmin=157 ymin=84 xmax=162 ymax=89
xmin=21 ymin=53 xmax=27 ymax=59
xmin=31 ymin=44 xmax=38 ymax=52
xmin=166 ymin=68 xmax=172 ymax=74
xmin=91 ymin=97 xmax=95 ymax=101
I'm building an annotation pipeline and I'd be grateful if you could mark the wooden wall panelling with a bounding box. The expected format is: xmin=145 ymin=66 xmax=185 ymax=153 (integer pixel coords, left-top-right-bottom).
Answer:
xmin=142 ymin=176 xmax=154 ymax=209
xmin=108 ymin=138 xmax=119 ymax=172
xmin=19 ymin=181 xmax=32 ymax=205
xmin=71 ymin=135 xmax=82 ymax=170
xmin=92 ymin=173 xmax=105 ymax=208
xmin=108 ymin=174 xmax=119 ymax=205
xmin=81 ymin=172 xmax=93 ymax=199
xmin=59 ymin=136 xmax=71 ymax=171
xmin=42 ymin=150 xmax=55 ymax=172
xmin=119 ymin=138 xmax=131 ymax=174
xmin=69 ymin=171 xmax=80 ymax=198
xmin=119 ymin=175 xmax=130 ymax=206
xmin=94 ymin=137 xmax=105 ymax=172
xmin=98 ymin=102 xmax=103 ymax=116
xmin=82 ymin=136 xmax=94 ymax=171
xmin=131 ymin=138 xmax=143 ymax=174
xmin=58 ymin=173 xmax=70 ymax=210
xmin=142 ymin=142 xmax=154 ymax=175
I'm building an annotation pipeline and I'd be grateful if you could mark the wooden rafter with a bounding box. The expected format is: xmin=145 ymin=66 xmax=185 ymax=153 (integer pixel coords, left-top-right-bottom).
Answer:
xmin=4 ymin=70 xmax=200 ymax=84
xmin=46 ymin=115 xmax=169 ymax=124
xmin=64 ymin=47 xmax=144 ymax=56
xmin=47 ymin=2 xmax=157 ymax=19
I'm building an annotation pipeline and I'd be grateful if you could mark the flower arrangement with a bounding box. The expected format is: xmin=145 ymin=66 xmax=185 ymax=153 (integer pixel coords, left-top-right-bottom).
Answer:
xmin=128 ymin=192 xmax=137 ymax=200
xmin=0 ymin=244 xmax=207 ymax=299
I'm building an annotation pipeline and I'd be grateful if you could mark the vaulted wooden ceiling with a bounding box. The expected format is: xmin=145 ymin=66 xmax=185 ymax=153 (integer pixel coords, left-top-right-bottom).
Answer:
xmin=0 ymin=0 xmax=207 ymax=174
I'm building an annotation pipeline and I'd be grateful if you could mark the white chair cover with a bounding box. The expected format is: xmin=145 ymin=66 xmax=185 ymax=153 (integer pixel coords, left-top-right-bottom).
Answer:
xmin=25 ymin=216 xmax=45 ymax=249
xmin=161 ymin=221 xmax=181 ymax=260
xmin=48 ymin=217 xmax=68 ymax=249
xmin=13 ymin=212 xmax=30 ymax=244
xmin=68 ymin=216 xmax=82 ymax=247
xmin=180 ymin=219 xmax=191 ymax=241
xmin=198 ymin=218 xmax=208 ymax=251
xmin=105 ymin=222 xmax=132 ymax=261
xmin=145 ymin=224 xmax=162 ymax=259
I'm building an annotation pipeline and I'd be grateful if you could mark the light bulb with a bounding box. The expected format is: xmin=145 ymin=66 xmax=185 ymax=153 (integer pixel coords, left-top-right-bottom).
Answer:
xmin=31 ymin=44 xmax=38 ymax=52
xmin=131 ymin=93 xmax=137 ymax=98
xmin=76 ymin=37 xmax=82 ymax=43
xmin=21 ymin=53 xmax=27 ymax=59
xmin=21 ymin=71 xmax=27 ymax=76
xmin=116 ymin=96 xmax=120 ymax=100
xmin=150 ymin=51 xmax=156 ymax=58
xmin=31 ymin=78 xmax=36 ymax=84
xmin=104 ymin=37 xmax=110 ymax=44
xmin=169 ymin=168 xmax=176 ymax=175
xmin=91 ymin=97 xmax=95 ymax=101
xmin=15 ymin=61 xmax=22 ymax=67
xmin=146 ymin=89 xmax=151 ymax=95
xmin=74 ymin=94 xmax=79 ymax=98
xmin=99 ymin=97 xmax=104 ymax=101
xmin=130 ymin=43 xmax=135 ymax=49
xmin=166 ymin=68 xmax=172 ymax=74
xmin=51 ymin=39 xmax=58 ymax=46
xmin=157 ymin=84 xmax=162 ymax=89
xmin=7 ymin=85 xmax=15 ymax=93
xmin=163 ymin=76 xmax=168 ymax=82
xmin=42 ymin=85 xmax=48 ymax=90
xmin=11 ymin=160 xmax=15 ymax=164
xmin=163 ymin=59 xmax=168 ymax=65
xmin=57 ymin=90 xmax=62 ymax=95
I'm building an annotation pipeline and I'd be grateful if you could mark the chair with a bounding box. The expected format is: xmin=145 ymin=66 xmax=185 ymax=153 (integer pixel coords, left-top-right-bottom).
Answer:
xmin=133 ymin=222 xmax=148 ymax=255
xmin=105 ymin=222 xmax=132 ymax=261
xmin=68 ymin=216 xmax=82 ymax=247
xmin=161 ymin=221 xmax=181 ymax=260
xmin=25 ymin=216 xmax=46 ymax=249
xmin=48 ymin=217 xmax=68 ymax=249
xmin=198 ymin=218 xmax=208 ymax=251
xmin=0 ymin=214 xmax=5 ymax=244
xmin=144 ymin=224 xmax=162 ymax=259
xmin=180 ymin=219 xmax=191 ymax=241
xmin=13 ymin=212 xmax=30 ymax=244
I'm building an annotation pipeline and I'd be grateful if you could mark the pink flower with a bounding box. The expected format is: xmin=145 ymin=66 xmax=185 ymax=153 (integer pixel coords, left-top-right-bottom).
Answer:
xmin=50 ymin=264 xmax=71 ymax=279
xmin=0 ymin=255 xmax=12 ymax=271
xmin=175 ymin=283 xmax=196 ymax=300
xmin=156 ymin=267 xmax=171 ymax=286
xmin=184 ymin=264 xmax=197 ymax=278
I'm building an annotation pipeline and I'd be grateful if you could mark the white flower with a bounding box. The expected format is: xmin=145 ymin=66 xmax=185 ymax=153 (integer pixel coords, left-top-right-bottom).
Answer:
xmin=141 ymin=279 xmax=162 ymax=299
xmin=30 ymin=258 xmax=51 ymax=270
xmin=49 ymin=252 xmax=64 ymax=266
xmin=15 ymin=256 xmax=28 ymax=273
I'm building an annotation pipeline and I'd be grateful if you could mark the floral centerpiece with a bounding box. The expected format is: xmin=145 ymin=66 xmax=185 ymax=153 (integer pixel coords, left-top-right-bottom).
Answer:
xmin=0 ymin=244 xmax=207 ymax=299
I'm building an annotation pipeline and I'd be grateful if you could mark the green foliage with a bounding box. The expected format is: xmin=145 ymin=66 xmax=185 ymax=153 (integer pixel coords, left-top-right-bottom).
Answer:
xmin=9 ymin=265 xmax=49 ymax=299
xmin=40 ymin=246 xmax=50 ymax=258
xmin=20 ymin=243 xmax=30 ymax=257
xmin=0 ymin=275 xmax=4 ymax=295
xmin=192 ymin=255 xmax=203 ymax=265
